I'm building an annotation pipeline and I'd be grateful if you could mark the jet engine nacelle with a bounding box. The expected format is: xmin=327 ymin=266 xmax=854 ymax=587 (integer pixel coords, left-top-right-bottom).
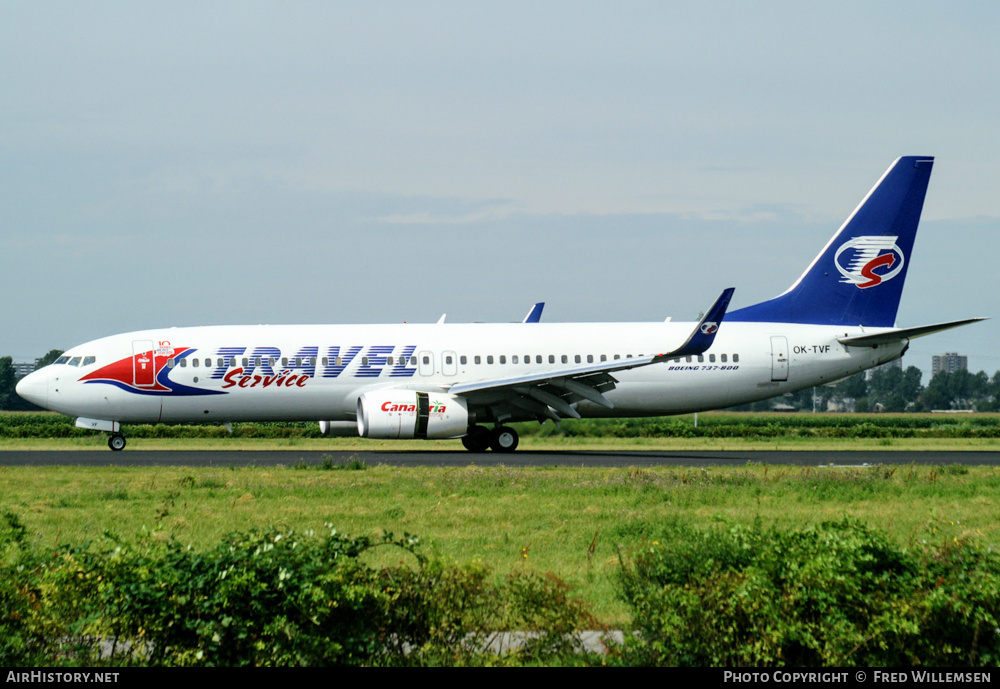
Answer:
xmin=357 ymin=390 xmax=469 ymax=440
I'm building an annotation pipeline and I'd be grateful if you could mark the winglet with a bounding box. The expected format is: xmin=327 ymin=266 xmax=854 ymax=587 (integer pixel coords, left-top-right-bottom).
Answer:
xmin=522 ymin=302 xmax=545 ymax=323
xmin=654 ymin=288 xmax=735 ymax=362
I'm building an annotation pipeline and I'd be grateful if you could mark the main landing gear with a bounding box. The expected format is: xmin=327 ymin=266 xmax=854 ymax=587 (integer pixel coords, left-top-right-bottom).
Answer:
xmin=108 ymin=434 xmax=126 ymax=452
xmin=461 ymin=425 xmax=519 ymax=453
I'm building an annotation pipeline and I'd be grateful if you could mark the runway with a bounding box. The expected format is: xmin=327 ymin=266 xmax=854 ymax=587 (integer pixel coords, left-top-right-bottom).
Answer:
xmin=1 ymin=449 xmax=999 ymax=467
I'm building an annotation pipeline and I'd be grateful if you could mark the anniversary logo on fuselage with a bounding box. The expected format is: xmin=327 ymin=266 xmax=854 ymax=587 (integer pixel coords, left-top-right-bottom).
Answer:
xmin=80 ymin=347 xmax=225 ymax=396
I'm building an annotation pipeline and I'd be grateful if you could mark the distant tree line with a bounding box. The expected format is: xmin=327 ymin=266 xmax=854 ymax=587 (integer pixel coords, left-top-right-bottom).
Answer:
xmin=728 ymin=365 xmax=1000 ymax=413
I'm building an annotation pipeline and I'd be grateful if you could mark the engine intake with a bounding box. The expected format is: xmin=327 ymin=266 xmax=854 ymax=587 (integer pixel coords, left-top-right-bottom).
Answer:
xmin=357 ymin=390 xmax=469 ymax=439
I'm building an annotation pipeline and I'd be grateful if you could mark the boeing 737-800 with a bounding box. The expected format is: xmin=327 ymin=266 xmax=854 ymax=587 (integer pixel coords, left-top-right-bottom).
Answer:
xmin=16 ymin=156 xmax=984 ymax=452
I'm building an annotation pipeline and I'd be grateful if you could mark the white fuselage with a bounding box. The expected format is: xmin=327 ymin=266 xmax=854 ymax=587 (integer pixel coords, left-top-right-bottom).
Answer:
xmin=19 ymin=321 xmax=904 ymax=426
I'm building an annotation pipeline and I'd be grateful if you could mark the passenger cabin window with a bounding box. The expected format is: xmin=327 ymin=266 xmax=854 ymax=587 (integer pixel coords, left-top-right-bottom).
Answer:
xmin=721 ymin=354 xmax=727 ymax=362
xmin=512 ymin=356 xmax=518 ymax=364
xmin=460 ymin=355 xmax=467 ymax=365
xmin=422 ymin=355 xmax=430 ymax=365
xmin=733 ymin=354 xmax=740 ymax=362
xmin=536 ymin=355 xmax=542 ymax=364
xmin=548 ymin=355 xmax=555 ymax=364
xmin=575 ymin=355 xmax=581 ymax=363
xmin=600 ymin=355 xmax=607 ymax=362
xmin=709 ymin=354 xmax=715 ymax=363
xmin=561 ymin=355 xmax=568 ymax=363
xmin=487 ymin=355 xmax=494 ymax=364
xmin=697 ymin=355 xmax=704 ymax=363
xmin=587 ymin=355 xmax=593 ymax=363
xmin=499 ymin=355 xmax=506 ymax=364
xmin=475 ymin=356 xmax=481 ymax=364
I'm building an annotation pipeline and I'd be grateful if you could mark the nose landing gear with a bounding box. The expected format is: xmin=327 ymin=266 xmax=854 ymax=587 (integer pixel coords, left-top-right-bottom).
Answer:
xmin=108 ymin=434 xmax=126 ymax=451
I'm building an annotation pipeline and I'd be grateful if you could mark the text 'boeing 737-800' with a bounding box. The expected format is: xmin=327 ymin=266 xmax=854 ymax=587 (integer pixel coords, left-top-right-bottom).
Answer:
xmin=17 ymin=156 xmax=985 ymax=452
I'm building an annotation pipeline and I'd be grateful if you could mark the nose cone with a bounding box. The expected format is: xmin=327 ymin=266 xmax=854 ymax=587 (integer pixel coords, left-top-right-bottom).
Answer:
xmin=16 ymin=369 xmax=49 ymax=409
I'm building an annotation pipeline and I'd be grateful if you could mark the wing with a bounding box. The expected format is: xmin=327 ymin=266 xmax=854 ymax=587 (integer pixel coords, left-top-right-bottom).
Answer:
xmin=445 ymin=288 xmax=735 ymax=422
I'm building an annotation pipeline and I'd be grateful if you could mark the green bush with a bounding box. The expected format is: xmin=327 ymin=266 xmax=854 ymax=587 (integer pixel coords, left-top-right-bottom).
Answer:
xmin=0 ymin=511 xmax=53 ymax=666
xmin=616 ymin=518 xmax=1000 ymax=666
xmin=0 ymin=521 xmax=596 ymax=666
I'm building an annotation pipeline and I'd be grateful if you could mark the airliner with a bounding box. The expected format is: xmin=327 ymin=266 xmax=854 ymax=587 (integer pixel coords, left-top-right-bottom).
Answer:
xmin=17 ymin=156 xmax=984 ymax=452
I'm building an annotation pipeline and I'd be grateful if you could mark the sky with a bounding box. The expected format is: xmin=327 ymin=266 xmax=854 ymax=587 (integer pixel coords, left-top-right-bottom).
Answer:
xmin=2 ymin=1 xmax=999 ymax=382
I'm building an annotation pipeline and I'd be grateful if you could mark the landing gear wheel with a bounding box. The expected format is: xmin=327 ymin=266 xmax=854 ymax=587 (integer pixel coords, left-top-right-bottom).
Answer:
xmin=108 ymin=434 xmax=126 ymax=452
xmin=462 ymin=425 xmax=491 ymax=452
xmin=489 ymin=425 xmax=519 ymax=453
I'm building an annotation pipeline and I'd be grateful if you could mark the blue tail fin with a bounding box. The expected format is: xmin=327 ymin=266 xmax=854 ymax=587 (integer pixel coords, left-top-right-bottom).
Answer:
xmin=727 ymin=156 xmax=934 ymax=327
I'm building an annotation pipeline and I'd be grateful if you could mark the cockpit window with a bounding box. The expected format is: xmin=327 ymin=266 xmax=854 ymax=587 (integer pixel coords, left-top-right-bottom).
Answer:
xmin=82 ymin=356 xmax=96 ymax=366
xmin=55 ymin=356 xmax=70 ymax=365
xmin=68 ymin=357 xmax=82 ymax=367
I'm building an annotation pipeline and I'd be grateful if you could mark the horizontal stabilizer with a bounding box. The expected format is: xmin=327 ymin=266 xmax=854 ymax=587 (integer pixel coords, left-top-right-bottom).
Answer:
xmin=837 ymin=317 xmax=987 ymax=347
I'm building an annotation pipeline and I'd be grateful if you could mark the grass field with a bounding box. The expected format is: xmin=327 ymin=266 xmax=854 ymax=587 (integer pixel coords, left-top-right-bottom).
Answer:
xmin=3 ymin=461 xmax=998 ymax=625
xmin=4 ymin=411 xmax=999 ymax=626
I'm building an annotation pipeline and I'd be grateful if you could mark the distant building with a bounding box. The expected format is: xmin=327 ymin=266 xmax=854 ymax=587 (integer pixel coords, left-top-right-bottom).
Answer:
xmin=932 ymin=352 xmax=967 ymax=376
xmin=13 ymin=361 xmax=35 ymax=378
